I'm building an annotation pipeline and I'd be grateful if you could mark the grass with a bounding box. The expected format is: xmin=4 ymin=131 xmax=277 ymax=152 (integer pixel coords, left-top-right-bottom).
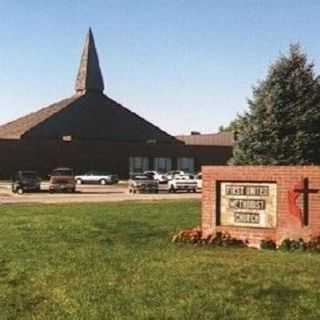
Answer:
xmin=1 ymin=200 xmax=320 ymax=319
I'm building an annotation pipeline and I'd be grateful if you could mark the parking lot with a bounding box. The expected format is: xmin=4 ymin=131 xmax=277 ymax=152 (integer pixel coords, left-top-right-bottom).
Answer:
xmin=0 ymin=181 xmax=201 ymax=204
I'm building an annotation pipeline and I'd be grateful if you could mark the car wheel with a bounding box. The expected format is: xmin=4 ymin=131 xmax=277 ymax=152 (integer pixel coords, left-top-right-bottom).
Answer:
xmin=17 ymin=187 xmax=24 ymax=195
xmin=100 ymin=179 xmax=107 ymax=185
xmin=76 ymin=179 xmax=82 ymax=185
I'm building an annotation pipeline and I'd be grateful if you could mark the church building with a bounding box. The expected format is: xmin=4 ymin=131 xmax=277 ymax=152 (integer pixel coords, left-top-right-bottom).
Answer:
xmin=0 ymin=29 xmax=232 ymax=178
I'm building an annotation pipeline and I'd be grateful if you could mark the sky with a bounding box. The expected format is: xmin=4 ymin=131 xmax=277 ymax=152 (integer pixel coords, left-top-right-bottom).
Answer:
xmin=1 ymin=1 xmax=320 ymax=135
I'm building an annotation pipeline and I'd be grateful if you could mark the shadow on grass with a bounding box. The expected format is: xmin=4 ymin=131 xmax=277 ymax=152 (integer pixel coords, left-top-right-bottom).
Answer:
xmin=0 ymin=259 xmax=10 ymax=279
xmin=232 ymin=280 xmax=308 ymax=318
xmin=0 ymin=263 xmax=47 ymax=319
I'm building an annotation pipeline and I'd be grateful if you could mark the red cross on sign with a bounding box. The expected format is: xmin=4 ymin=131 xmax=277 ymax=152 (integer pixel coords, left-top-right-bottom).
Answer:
xmin=288 ymin=178 xmax=318 ymax=226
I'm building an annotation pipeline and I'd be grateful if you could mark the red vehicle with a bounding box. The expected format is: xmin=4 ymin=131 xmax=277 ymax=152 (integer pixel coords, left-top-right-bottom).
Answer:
xmin=49 ymin=168 xmax=76 ymax=193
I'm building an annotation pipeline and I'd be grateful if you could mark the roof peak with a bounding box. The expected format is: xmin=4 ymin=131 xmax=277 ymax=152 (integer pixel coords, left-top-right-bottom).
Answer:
xmin=75 ymin=28 xmax=105 ymax=94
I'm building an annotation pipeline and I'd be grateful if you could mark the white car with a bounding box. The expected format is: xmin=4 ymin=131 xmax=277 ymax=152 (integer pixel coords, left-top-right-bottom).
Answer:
xmin=165 ymin=170 xmax=185 ymax=181
xmin=75 ymin=171 xmax=119 ymax=185
xmin=196 ymin=173 xmax=202 ymax=190
xmin=168 ymin=174 xmax=198 ymax=193
xmin=144 ymin=171 xmax=168 ymax=183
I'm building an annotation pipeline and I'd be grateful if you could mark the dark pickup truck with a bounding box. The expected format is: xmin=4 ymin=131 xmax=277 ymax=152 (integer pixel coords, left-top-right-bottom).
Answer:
xmin=49 ymin=167 xmax=76 ymax=193
xmin=12 ymin=171 xmax=41 ymax=194
xmin=128 ymin=174 xmax=159 ymax=194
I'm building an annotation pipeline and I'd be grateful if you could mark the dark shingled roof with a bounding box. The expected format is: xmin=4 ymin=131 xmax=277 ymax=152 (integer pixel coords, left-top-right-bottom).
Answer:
xmin=0 ymin=92 xmax=179 ymax=142
xmin=176 ymin=132 xmax=234 ymax=146
xmin=75 ymin=28 xmax=104 ymax=94
xmin=0 ymin=96 xmax=79 ymax=139
xmin=0 ymin=29 xmax=179 ymax=144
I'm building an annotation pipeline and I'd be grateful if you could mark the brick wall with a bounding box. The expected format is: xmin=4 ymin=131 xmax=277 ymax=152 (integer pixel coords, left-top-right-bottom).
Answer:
xmin=0 ymin=139 xmax=232 ymax=178
xmin=202 ymin=166 xmax=320 ymax=246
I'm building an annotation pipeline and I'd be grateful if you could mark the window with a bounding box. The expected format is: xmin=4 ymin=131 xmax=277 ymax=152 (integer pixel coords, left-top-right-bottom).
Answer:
xmin=154 ymin=158 xmax=172 ymax=173
xmin=129 ymin=157 xmax=149 ymax=173
xmin=177 ymin=157 xmax=195 ymax=173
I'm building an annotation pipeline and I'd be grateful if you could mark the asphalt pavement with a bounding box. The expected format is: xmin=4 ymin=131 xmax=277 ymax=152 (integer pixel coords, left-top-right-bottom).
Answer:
xmin=0 ymin=181 xmax=200 ymax=204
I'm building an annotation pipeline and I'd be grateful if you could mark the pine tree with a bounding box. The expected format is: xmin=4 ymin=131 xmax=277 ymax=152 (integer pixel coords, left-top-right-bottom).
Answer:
xmin=231 ymin=44 xmax=320 ymax=164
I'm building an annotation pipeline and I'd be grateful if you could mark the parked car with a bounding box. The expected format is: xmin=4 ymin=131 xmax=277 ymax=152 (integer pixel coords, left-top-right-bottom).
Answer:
xmin=165 ymin=170 xmax=185 ymax=181
xmin=143 ymin=171 xmax=168 ymax=183
xmin=75 ymin=171 xmax=119 ymax=185
xmin=128 ymin=174 xmax=159 ymax=193
xmin=12 ymin=170 xmax=41 ymax=194
xmin=49 ymin=168 xmax=76 ymax=193
xmin=168 ymin=174 xmax=197 ymax=193
xmin=196 ymin=173 xmax=202 ymax=190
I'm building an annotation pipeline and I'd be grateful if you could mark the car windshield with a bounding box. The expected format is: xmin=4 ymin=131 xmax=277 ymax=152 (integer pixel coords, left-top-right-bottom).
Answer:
xmin=133 ymin=175 xmax=150 ymax=180
xmin=21 ymin=172 xmax=38 ymax=179
xmin=169 ymin=171 xmax=181 ymax=175
xmin=87 ymin=172 xmax=111 ymax=176
xmin=52 ymin=169 xmax=73 ymax=176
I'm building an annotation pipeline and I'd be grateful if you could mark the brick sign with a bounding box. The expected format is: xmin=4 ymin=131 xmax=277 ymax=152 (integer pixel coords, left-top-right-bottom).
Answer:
xmin=201 ymin=166 xmax=320 ymax=246
xmin=220 ymin=182 xmax=277 ymax=228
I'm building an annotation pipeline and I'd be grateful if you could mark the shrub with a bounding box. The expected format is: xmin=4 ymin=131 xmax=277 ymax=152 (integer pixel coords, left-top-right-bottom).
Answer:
xmin=260 ymin=239 xmax=276 ymax=250
xmin=305 ymin=236 xmax=320 ymax=252
xmin=209 ymin=232 xmax=248 ymax=248
xmin=278 ymin=238 xmax=306 ymax=252
xmin=171 ymin=227 xmax=202 ymax=244
xmin=278 ymin=238 xmax=293 ymax=251
xmin=172 ymin=228 xmax=247 ymax=248
xmin=173 ymin=230 xmax=320 ymax=253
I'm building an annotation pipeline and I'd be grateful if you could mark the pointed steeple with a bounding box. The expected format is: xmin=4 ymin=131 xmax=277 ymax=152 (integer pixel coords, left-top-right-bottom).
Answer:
xmin=75 ymin=28 xmax=105 ymax=94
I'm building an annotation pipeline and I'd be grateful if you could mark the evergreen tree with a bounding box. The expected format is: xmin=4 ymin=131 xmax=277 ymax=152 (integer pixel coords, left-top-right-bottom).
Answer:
xmin=218 ymin=118 xmax=241 ymax=133
xmin=231 ymin=44 xmax=320 ymax=164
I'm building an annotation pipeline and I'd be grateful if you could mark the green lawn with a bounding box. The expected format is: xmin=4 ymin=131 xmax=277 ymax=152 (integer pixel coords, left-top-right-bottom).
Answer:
xmin=1 ymin=200 xmax=320 ymax=320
